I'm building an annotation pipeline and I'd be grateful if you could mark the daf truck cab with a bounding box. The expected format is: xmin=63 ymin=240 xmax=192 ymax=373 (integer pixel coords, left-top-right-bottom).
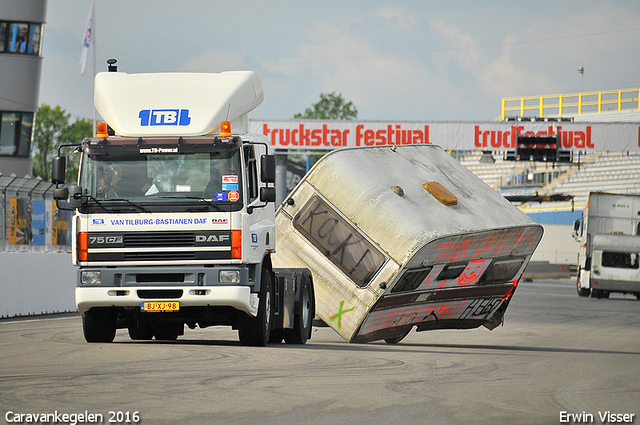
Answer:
xmin=52 ymin=68 xmax=314 ymax=346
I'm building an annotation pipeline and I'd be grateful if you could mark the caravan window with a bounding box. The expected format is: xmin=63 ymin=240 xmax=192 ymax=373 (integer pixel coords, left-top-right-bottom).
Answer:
xmin=601 ymin=252 xmax=639 ymax=269
xmin=294 ymin=195 xmax=385 ymax=287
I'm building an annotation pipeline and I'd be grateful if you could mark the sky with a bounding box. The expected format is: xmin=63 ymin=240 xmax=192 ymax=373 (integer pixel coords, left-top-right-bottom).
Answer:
xmin=38 ymin=0 xmax=640 ymax=123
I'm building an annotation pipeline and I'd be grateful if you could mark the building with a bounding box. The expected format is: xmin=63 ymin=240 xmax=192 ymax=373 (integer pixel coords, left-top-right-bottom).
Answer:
xmin=0 ymin=1 xmax=47 ymax=177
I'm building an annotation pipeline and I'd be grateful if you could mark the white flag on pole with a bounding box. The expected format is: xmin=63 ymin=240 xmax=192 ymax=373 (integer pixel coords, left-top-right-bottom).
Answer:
xmin=79 ymin=0 xmax=94 ymax=75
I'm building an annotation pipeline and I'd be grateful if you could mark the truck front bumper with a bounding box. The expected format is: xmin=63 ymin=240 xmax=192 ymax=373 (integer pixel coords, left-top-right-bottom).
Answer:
xmin=76 ymin=286 xmax=258 ymax=317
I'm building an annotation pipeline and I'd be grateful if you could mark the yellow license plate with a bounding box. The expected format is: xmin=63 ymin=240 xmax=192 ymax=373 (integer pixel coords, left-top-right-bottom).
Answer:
xmin=141 ymin=301 xmax=179 ymax=312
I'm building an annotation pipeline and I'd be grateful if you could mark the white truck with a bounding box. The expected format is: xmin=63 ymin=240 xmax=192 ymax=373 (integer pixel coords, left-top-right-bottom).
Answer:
xmin=52 ymin=65 xmax=544 ymax=345
xmin=573 ymin=192 xmax=640 ymax=299
xmin=52 ymin=69 xmax=314 ymax=346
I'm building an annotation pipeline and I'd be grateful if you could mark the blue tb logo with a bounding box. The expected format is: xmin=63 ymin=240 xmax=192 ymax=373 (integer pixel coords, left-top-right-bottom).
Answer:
xmin=139 ymin=109 xmax=191 ymax=126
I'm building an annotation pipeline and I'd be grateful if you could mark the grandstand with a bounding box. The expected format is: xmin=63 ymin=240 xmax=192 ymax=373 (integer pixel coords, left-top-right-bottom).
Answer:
xmin=459 ymin=87 xmax=640 ymax=224
xmin=458 ymin=150 xmax=640 ymax=223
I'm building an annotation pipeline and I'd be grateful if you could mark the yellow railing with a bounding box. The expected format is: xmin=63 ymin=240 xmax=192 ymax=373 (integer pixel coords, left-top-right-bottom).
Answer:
xmin=500 ymin=88 xmax=640 ymax=120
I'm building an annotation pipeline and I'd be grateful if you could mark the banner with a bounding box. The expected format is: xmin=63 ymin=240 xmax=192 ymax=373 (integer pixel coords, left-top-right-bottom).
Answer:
xmin=51 ymin=201 xmax=71 ymax=247
xmin=249 ymin=120 xmax=640 ymax=152
xmin=8 ymin=198 xmax=32 ymax=246
xmin=31 ymin=200 xmax=46 ymax=246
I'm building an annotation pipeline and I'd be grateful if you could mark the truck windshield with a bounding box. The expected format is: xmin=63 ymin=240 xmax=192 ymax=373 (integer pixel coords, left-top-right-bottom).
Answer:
xmin=79 ymin=149 xmax=243 ymax=212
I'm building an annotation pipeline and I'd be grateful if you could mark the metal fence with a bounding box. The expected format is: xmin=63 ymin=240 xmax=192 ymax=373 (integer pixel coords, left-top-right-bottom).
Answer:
xmin=501 ymin=87 xmax=640 ymax=119
xmin=0 ymin=175 xmax=72 ymax=252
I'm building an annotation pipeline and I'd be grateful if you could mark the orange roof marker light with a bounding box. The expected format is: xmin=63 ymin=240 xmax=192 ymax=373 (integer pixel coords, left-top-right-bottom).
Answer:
xmin=423 ymin=181 xmax=458 ymax=205
xmin=219 ymin=121 xmax=232 ymax=137
xmin=96 ymin=122 xmax=109 ymax=138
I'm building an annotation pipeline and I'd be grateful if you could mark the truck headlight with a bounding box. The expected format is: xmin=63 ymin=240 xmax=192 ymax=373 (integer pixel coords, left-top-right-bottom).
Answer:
xmin=219 ymin=270 xmax=240 ymax=284
xmin=81 ymin=271 xmax=102 ymax=285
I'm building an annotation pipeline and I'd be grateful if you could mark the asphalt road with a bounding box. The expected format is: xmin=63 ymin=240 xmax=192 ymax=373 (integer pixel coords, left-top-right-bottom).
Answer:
xmin=1 ymin=279 xmax=639 ymax=425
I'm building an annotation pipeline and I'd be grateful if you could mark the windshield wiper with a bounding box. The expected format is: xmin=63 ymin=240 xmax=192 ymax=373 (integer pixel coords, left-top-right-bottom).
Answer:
xmin=159 ymin=196 xmax=226 ymax=212
xmin=100 ymin=198 xmax=151 ymax=213
xmin=80 ymin=194 xmax=110 ymax=212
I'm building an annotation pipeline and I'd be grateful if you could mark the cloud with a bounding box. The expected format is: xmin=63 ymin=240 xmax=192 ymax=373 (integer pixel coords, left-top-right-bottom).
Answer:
xmin=258 ymin=22 xmax=451 ymax=120
xmin=180 ymin=50 xmax=248 ymax=73
xmin=429 ymin=20 xmax=560 ymax=102
xmin=355 ymin=6 xmax=419 ymax=29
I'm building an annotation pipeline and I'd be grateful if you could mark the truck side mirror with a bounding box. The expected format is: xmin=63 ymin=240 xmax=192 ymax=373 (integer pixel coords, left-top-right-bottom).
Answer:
xmin=68 ymin=185 xmax=83 ymax=209
xmin=53 ymin=185 xmax=82 ymax=210
xmin=53 ymin=187 xmax=69 ymax=201
xmin=260 ymin=187 xmax=276 ymax=203
xmin=51 ymin=156 xmax=66 ymax=185
xmin=573 ymin=219 xmax=581 ymax=231
xmin=261 ymin=155 xmax=276 ymax=183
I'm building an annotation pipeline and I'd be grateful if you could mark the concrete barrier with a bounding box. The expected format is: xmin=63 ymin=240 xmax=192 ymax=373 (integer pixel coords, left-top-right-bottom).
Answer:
xmin=0 ymin=253 xmax=76 ymax=318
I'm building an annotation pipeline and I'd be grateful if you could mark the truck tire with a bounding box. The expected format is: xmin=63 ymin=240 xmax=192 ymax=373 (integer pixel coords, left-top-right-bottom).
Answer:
xmin=238 ymin=268 xmax=273 ymax=346
xmin=128 ymin=320 xmax=153 ymax=340
xmin=83 ymin=308 xmax=116 ymax=343
xmin=153 ymin=322 xmax=182 ymax=341
xmin=284 ymin=277 xmax=314 ymax=344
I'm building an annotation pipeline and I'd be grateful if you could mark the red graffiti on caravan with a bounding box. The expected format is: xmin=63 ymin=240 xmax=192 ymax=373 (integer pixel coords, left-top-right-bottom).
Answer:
xmin=434 ymin=229 xmax=538 ymax=263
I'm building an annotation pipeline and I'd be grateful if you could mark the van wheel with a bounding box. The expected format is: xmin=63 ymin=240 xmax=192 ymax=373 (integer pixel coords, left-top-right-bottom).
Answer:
xmin=83 ymin=308 xmax=116 ymax=343
xmin=284 ymin=277 xmax=314 ymax=344
xmin=577 ymin=286 xmax=590 ymax=297
xmin=238 ymin=268 xmax=273 ymax=346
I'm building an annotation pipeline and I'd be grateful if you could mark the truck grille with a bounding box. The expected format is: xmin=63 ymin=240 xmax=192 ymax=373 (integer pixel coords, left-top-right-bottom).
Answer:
xmin=124 ymin=232 xmax=195 ymax=247
xmin=86 ymin=231 xmax=232 ymax=262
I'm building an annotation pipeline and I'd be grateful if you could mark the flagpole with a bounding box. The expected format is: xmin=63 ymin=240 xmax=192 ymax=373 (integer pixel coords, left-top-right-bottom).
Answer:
xmin=92 ymin=0 xmax=96 ymax=136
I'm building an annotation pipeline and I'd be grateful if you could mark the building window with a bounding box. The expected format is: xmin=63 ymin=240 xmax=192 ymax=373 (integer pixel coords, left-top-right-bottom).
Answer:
xmin=0 ymin=21 xmax=42 ymax=56
xmin=0 ymin=112 xmax=33 ymax=157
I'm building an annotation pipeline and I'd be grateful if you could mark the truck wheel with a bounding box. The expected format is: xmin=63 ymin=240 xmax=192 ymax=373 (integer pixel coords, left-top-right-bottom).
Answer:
xmin=128 ymin=320 xmax=153 ymax=340
xmin=268 ymin=329 xmax=284 ymax=344
xmin=153 ymin=322 xmax=182 ymax=341
xmin=83 ymin=308 xmax=116 ymax=343
xmin=283 ymin=277 xmax=314 ymax=344
xmin=238 ymin=268 xmax=273 ymax=346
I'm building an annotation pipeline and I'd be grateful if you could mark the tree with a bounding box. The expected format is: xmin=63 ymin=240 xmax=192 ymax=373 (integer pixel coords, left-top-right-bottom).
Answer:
xmin=32 ymin=104 xmax=92 ymax=182
xmin=290 ymin=93 xmax=359 ymax=169
xmin=293 ymin=92 xmax=358 ymax=120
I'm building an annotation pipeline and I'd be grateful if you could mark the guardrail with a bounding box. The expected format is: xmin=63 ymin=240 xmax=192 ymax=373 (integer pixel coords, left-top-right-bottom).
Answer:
xmin=501 ymin=87 xmax=640 ymax=120
xmin=0 ymin=175 xmax=71 ymax=252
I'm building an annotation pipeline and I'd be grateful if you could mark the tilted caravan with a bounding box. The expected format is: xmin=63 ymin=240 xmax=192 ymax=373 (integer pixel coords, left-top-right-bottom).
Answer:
xmin=273 ymin=146 xmax=543 ymax=343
